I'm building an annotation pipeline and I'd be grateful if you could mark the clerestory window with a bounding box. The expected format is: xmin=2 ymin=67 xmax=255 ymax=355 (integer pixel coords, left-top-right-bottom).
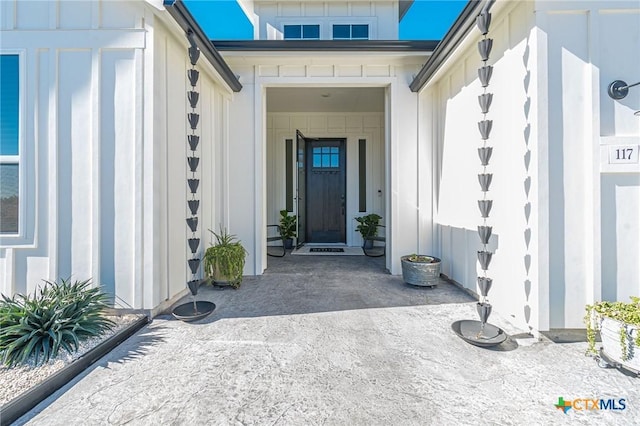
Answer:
xmin=333 ymin=24 xmax=369 ymax=40
xmin=284 ymin=24 xmax=320 ymax=40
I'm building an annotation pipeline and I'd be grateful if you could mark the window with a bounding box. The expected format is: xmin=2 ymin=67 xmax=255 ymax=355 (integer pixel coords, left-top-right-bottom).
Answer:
xmin=312 ymin=147 xmax=339 ymax=168
xmin=0 ymin=54 xmax=20 ymax=234
xmin=284 ymin=24 xmax=320 ymax=40
xmin=333 ymin=24 xmax=369 ymax=40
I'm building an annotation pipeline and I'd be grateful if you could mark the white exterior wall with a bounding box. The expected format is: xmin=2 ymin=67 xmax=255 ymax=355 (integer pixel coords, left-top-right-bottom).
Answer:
xmin=0 ymin=0 xmax=233 ymax=314
xmin=423 ymin=1 xmax=541 ymax=333
xmin=536 ymin=0 xmax=640 ymax=328
xmin=423 ymin=0 xmax=640 ymax=332
xmin=151 ymin=18 xmax=232 ymax=312
xmin=253 ymin=1 xmax=398 ymax=40
xmin=224 ymin=53 xmax=430 ymax=275
xmin=0 ymin=0 xmax=147 ymax=302
xmin=266 ymin=112 xmax=385 ymax=246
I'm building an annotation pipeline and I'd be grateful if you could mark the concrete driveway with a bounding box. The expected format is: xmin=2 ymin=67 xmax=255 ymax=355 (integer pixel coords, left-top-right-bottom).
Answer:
xmin=15 ymin=255 xmax=639 ymax=425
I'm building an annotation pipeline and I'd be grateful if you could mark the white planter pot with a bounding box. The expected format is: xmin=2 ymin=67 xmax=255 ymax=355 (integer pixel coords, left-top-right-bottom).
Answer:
xmin=600 ymin=317 xmax=640 ymax=372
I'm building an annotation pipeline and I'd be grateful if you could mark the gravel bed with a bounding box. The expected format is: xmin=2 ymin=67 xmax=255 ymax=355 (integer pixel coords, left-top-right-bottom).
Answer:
xmin=0 ymin=315 xmax=142 ymax=406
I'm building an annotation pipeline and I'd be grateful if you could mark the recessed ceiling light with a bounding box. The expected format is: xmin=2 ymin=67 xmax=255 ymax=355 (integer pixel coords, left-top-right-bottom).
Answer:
xmin=321 ymin=93 xmax=331 ymax=98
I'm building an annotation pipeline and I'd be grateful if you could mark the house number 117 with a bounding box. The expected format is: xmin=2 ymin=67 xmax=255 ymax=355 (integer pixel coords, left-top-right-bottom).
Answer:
xmin=615 ymin=148 xmax=633 ymax=160
xmin=608 ymin=145 xmax=639 ymax=164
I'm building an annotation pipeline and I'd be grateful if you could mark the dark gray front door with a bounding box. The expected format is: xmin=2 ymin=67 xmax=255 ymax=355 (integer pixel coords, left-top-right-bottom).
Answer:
xmin=305 ymin=139 xmax=346 ymax=243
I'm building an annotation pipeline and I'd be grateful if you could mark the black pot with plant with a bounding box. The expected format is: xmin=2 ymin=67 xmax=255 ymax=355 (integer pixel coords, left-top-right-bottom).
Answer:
xmin=203 ymin=228 xmax=247 ymax=288
xmin=279 ymin=210 xmax=297 ymax=249
xmin=355 ymin=213 xmax=382 ymax=248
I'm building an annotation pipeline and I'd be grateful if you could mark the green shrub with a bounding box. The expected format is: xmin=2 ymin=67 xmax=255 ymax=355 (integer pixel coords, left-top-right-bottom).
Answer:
xmin=0 ymin=278 xmax=114 ymax=367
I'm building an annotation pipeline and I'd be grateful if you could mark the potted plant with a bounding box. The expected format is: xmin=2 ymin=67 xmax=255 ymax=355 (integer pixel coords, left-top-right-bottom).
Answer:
xmin=585 ymin=297 xmax=640 ymax=371
xmin=279 ymin=210 xmax=297 ymax=249
xmin=203 ymin=228 xmax=247 ymax=288
xmin=355 ymin=213 xmax=382 ymax=248
xmin=400 ymin=254 xmax=441 ymax=287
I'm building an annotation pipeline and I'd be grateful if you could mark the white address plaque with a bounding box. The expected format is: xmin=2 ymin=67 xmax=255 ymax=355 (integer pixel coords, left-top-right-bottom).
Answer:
xmin=608 ymin=145 xmax=639 ymax=164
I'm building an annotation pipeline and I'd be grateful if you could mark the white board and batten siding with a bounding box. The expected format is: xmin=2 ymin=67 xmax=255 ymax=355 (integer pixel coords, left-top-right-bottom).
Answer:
xmin=254 ymin=1 xmax=399 ymax=40
xmin=0 ymin=0 xmax=233 ymax=313
xmin=421 ymin=0 xmax=640 ymax=332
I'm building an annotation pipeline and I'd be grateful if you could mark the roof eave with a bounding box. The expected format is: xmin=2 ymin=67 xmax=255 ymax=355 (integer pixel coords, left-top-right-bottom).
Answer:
xmin=399 ymin=0 xmax=415 ymax=21
xmin=409 ymin=0 xmax=495 ymax=92
xmin=163 ymin=0 xmax=242 ymax=92
xmin=212 ymin=40 xmax=439 ymax=52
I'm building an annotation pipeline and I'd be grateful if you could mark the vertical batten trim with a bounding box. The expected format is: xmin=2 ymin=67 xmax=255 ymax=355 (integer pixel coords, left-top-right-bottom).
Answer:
xmin=134 ymin=46 xmax=145 ymax=308
xmin=48 ymin=0 xmax=57 ymax=30
xmin=141 ymin=13 xmax=157 ymax=308
xmin=253 ymin=81 xmax=265 ymax=274
xmin=91 ymin=0 xmax=100 ymax=29
xmin=91 ymin=48 xmax=101 ymax=288
xmin=47 ymin=49 xmax=59 ymax=280
xmin=585 ymin=8 xmax=601 ymax=304
xmin=163 ymin=36 xmax=171 ymax=302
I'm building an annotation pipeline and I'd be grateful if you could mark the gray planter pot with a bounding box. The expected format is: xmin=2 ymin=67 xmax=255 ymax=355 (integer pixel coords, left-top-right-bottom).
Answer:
xmin=401 ymin=255 xmax=441 ymax=287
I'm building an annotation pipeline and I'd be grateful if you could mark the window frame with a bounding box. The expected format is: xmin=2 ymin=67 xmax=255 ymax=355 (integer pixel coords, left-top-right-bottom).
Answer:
xmin=282 ymin=24 xmax=321 ymax=40
xmin=0 ymin=49 xmax=28 ymax=245
xmin=332 ymin=24 xmax=370 ymax=40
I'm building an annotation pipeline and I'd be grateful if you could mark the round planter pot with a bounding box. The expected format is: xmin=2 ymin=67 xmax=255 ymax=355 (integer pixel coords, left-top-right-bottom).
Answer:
xmin=600 ymin=317 xmax=640 ymax=372
xmin=362 ymin=239 xmax=374 ymax=250
xmin=401 ymin=255 xmax=441 ymax=287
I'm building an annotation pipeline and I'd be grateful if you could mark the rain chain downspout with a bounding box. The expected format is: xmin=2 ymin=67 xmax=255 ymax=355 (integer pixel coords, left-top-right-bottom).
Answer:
xmin=172 ymin=31 xmax=216 ymax=321
xmin=186 ymin=31 xmax=201 ymax=290
xmin=452 ymin=2 xmax=506 ymax=347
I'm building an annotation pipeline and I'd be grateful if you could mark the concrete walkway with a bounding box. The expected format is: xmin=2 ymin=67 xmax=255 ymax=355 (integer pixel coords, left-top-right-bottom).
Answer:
xmin=15 ymin=255 xmax=639 ymax=425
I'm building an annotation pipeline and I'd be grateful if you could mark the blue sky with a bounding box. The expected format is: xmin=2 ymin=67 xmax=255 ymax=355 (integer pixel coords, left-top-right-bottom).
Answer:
xmin=184 ymin=0 xmax=467 ymax=40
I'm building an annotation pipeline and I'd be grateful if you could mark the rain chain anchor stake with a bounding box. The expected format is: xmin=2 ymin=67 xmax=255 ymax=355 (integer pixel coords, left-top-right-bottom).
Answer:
xmin=452 ymin=5 xmax=506 ymax=347
xmin=173 ymin=31 xmax=215 ymax=322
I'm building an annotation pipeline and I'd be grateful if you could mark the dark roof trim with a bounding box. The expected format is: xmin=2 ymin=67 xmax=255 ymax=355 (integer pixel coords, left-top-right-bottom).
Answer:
xmin=212 ymin=40 xmax=439 ymax=52
xmin=163 ymin=0 xmax=242 ymax=92
xmin=409 ymin=0 xmax=495 ymax=92
xmin=399 ymin=0 xmax=415 ymax=21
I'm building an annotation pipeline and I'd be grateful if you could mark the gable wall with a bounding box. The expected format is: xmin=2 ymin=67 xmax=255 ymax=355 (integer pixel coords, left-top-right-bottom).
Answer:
xmin=254 ymin=1 xmax=398 ymax=40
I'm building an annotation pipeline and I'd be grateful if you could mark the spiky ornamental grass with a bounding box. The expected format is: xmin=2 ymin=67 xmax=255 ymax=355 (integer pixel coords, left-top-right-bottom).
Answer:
xmin=0 ymin=279 xmax=114 ymax=367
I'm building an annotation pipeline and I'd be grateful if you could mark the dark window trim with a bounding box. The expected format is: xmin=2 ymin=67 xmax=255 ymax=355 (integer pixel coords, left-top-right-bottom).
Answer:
xmin=358 ymin=139 xmax=366 ymax=212
xmin=285 ymin=139 xmax=293 ymax=212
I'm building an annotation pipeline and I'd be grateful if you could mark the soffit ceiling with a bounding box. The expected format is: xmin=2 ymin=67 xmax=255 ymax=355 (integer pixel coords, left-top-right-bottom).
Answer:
xmin=267 ymin=87 xmax=385 ymax=113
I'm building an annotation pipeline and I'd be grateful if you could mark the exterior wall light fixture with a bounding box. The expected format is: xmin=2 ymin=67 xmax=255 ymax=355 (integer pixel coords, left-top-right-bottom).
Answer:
xmin=608 ymin=79 xmax=640 ymax=100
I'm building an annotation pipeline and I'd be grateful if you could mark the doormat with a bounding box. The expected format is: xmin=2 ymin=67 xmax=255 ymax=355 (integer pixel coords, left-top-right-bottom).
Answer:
xmin=291 ymin=246 xmax=364 ymax=256
xmin=310 ymin=247 xmax=344 ymax=253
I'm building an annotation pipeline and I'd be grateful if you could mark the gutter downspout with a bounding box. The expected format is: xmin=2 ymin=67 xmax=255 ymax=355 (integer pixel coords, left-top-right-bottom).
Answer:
xmin=163 ymin=0 xmax=242 ymax=92
xmin=409 ymin=0 xmax=495 ymax=92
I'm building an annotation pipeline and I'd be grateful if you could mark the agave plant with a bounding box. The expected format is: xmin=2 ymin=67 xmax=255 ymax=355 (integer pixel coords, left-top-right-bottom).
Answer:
xmin=0 ymin=278 xmax=114 ymax=367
